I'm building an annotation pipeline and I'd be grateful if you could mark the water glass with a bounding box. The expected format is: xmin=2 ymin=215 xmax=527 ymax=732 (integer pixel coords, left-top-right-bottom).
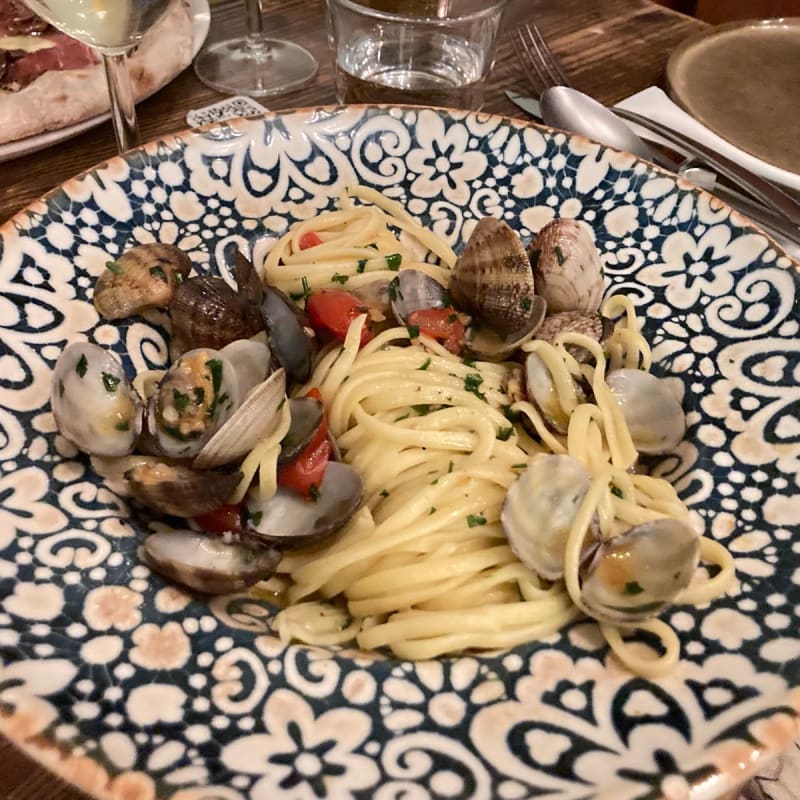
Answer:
xmin=325 ymin=0 xmax=508 ymax=110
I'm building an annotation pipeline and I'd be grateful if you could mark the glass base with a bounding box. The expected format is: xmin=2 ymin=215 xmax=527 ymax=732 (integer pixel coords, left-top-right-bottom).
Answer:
xmin=194 ymin=36 xmax=318 ymax=97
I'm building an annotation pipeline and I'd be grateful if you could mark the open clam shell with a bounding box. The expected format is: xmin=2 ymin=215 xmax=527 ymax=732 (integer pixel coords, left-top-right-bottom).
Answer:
xmin=450 ymin=217 xmax=535 ymax=336
xmin=246 ymin=461 xmax=363 ymax=550
xmin=580 ymin=518 xmax=700 ymax=623
xmin=606 ymin=368 xmax=685 ymax=455
xmin=143 ymin=530 xmax=281 ymax=595
xmin=501 ymin=454 xmax=593 ymax=581
xmin=465 ymin=295 xmax=547 ymax=362
xmin=390 ymin=269 xmax=449 ymax=325
xmin=51 ymin=342 xmax=142 ymax=457
xmin=125 ymin=462 xmax=243 ymax=518
xmin=528 ymin=219 xmax=604 ymax=314
xmin=194 ymin=368 xmax=287 ymax=470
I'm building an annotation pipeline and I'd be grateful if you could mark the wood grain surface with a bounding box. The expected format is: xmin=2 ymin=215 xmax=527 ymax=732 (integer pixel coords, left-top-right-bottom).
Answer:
xmin=0 ymin=0 xmax=707 ymax=798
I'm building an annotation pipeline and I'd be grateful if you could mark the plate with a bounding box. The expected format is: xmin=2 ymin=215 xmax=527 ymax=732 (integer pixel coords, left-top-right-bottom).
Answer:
xmin=666 ymin=18 xmax=800 ymax=176
xmin=0 ymin=0 xmax=211 ymax=164
xmin=1 ymin=106 xmax=799 ymax=800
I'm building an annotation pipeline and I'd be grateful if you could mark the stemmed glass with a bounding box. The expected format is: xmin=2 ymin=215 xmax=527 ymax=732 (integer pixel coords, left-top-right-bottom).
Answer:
xmin=193 ymin=0 xmax=317 ymax=97
xmin=22 ymin=0 xmax=173 ymax=152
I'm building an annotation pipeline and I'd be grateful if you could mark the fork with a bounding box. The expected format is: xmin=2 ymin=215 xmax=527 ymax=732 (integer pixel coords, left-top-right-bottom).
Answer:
xmin=510 ymin=23 xmax=800 ymax=231
xmin=511 ymin=22 xmax=571 ymax=96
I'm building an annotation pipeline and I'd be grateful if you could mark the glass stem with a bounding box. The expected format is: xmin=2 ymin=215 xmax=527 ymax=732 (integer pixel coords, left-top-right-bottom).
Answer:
xmin=245 ymin=0 xmax=264 ymax=39
xmin=103 ymin=52 xmax=139 ymax=152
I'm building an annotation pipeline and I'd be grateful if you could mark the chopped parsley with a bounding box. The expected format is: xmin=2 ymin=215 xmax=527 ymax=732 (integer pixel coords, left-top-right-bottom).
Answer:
xmin=463 ymin=373 xmax=486 ymax=400
xmin=462 ymin=356 xmax=476 ymax=367
xmin=309 ymin=484 xmax=321 ymax=502
xmin=193 ymin=387 xmax=205 ymax=406
xmin=331 ymin=272 xmax=349 ymax=285
xmin=447 ymin=460 xmax=454 ymax=473
xmin=356 ymin=259 xmax=367 ymax=273
xmin=610 ymin=483 xmax=624 ymax=498
xmin=467 ymin=514 xmax=487 ymax=528
xmin=502 ymin=404 xmax=522 ymax=423
xmin=385 ymin=253 xmax=402 ymax=271
xmin=428 ymin=507 xmax=436 ymax=515
xmin=101 ymin=372 xmax=120 ymax=393
xmin=520 ymin=296 xmax=532 ymax=311
xmin=149 ymin=265 xmax=167 ymax=282
xmin=114 ymin=420 xmax=130 ymax=431
xmin=417 ymin=357 xmax=431 ymax=371
xmin=496 ymin=426 xmax=513 ymax=441
xmin=277 ymin=397 xmax=287 ymax=411
xmin=105 ymin=260 xmax=123 ymax=274
xmin=406 ymin=324 xmax=420 ymax=339
xmin=76 ymin=354 xmax=88 ymax=378
xmin=512 ymin=462 xmax=527 ymax=469
xmin=554 ymin=245 xmax=567 ymax=266
xmin=205 ymin=359 xmax=223 ymax=393
xmin=388 ymin=277 xmax=403 ymax=303
xmin=247 ymin=510 xmax=263 ymax=527
xmin=624 ymin=581 xmax=644 ymax=596
xmin=172 ymin=390 xmax=190 ymax=412
xmin=175 ymin=272 xmax=185 ymax=285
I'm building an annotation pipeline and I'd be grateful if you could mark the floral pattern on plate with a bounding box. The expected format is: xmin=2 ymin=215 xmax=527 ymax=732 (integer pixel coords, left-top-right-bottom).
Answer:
xmin=0 ymin=106 xmax=799 ymax=800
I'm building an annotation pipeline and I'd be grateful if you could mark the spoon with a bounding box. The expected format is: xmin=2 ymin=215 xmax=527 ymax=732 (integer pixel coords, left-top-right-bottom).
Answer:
xmin=539 ymin=86 xmax=800 ymax=230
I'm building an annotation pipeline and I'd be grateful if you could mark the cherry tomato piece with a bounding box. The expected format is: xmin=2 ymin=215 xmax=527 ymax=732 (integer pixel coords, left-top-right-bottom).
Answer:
xmin=277 ymin=436 xmax=331 ymax=499
xmin=306 ymin=289 xmax=374 ymax=346
xmin=194 ymin=503 xmax=243 ymax=535
xmin=407 ymin=306 xmax=465 ymax=354
xmin=298 ymin=231 xmax=323 ymax=251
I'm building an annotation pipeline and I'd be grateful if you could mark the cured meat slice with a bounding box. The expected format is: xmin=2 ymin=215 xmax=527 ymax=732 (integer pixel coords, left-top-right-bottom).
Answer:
xmin=0 ymin=0 xmax=49 ymax=37
xmin=1 ymin=32 xmax=98 ymax=90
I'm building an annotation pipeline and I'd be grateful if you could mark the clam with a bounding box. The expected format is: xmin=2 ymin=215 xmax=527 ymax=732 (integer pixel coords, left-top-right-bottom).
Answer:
xmin=351 ymin=279 xmax=392 ymax=321
xmin=501 ymin=454 xmax=593 ymax=580
xmin=524 ymin=351 xmax=587 ymax=434
xmin=278 ymin=396 xmax=324 ymax=466
xmin=219 ymin=338 xmax=271 ymax=401
xmin=246 ymin=461 xmax=363 ymax=549
xmin=606 ymin=369 xmax=685 ymax=455
xmin=450 ymin=217 xmax=536 ymax=336
xmin=94 ymin=243 xmax=192 ymax=320
xmin=390 ymin=269 xmax=449 ymax=325
xmin=169 ymin=275 xmax=264 ymax=359
xmin=143 ymin=530 xmax=281 ymax=595
xmin=580 ymin=518 xmax=699 ymax=623
xmin=260 ymin=285 xmax=313 ymax=385
xmin=51 ymin=342 xmax=142 ymax=456
xmin=148 ymin=347 xmax=240 ymax=460
xmin=232 ymin=248 xmax=265 ymax=308
xmin=125 ymin=461 xmax=243 ymax=517
xmin=194 ymin=368 xmax=287 ymax=469
xmin=528 ymin=219 xmax=604 ymax=313
xmin=465 ymin=295 xmax=547 ymax=362
xmin=534 ymin=311 xmax=612 ymax=362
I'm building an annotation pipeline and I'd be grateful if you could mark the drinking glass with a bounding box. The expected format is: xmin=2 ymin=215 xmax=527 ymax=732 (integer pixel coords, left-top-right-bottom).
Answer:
xmin=194 ymin=0 xmax=318 ymax=97
xmin=22 ymin=0 xmax=173 ymax=152
xmin=325 ymin=0 xmax=508 ymax=109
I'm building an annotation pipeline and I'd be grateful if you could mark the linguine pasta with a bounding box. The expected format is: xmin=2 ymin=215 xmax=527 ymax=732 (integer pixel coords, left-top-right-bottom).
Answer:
xmin=248 ymin=186 xmax=735 ymax=677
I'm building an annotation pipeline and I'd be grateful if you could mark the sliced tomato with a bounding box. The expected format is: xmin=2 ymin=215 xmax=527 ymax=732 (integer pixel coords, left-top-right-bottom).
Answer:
xmin=305 ymin=387 xmax=323 ymax=403
xmin=298 ymin=231 xmax=323 ymax=251
xmin=194 ymin=503 xmax=243 ymax=535
xmin=407 ymin=306 xmax=465 ymax=354
xmin=277 ymin=436 xmax=331 ymax=498
xmin=306 ymin=289 xmax=374 ymax=346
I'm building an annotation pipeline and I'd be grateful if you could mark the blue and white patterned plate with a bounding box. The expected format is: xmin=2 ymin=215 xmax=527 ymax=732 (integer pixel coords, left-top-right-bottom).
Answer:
xmin=1 ymin=106 xmax=799 ymax=800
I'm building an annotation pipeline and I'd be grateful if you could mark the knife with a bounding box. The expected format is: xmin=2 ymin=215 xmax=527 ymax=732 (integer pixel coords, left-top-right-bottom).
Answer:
xmin=505 ymin=90 xmax=800 ymax=260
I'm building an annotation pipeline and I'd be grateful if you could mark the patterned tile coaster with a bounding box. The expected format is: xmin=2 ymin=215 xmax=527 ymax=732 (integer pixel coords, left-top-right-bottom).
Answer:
xmin=186 ymin=96 xmax=269 ymax=127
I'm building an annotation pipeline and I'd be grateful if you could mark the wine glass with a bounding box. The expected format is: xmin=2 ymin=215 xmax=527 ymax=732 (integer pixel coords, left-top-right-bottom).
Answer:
xmin=193 ymin=0 xmax=318 ymax=97
xmin=22 ymin=0 xmax=173 ymax=152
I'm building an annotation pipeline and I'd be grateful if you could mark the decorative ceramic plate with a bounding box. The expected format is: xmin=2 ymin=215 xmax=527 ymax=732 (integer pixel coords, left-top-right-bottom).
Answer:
xmin=1 ymin=106 xmax=799 ymax=800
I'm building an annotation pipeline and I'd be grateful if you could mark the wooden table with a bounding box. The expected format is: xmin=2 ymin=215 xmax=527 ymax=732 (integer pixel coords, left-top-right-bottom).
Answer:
xmin=0 ymin=0 xmax=709 ymax=797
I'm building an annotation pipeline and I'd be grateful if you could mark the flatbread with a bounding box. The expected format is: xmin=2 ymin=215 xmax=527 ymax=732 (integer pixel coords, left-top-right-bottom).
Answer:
xmin=0 ymin=0 xmax=194 ymax=145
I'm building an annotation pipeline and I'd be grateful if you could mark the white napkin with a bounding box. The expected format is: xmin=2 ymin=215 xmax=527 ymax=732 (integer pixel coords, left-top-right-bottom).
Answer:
xmin=614 ymin=86 xmax=800 ymax=193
